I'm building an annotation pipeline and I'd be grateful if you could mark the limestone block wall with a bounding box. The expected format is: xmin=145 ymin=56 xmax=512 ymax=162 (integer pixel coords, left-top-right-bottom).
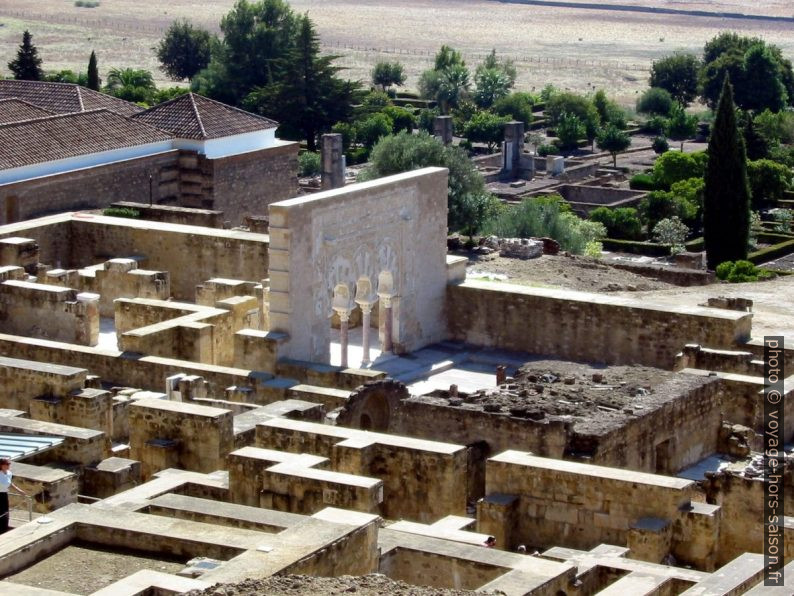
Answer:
xmin=30 ymin=388 xmax=113 ymax=436
xmin=13 ymin=462 xmax=79 ymax=513
xmin=129 ymin=398 xmax=234 ymax=479
xmin=256 ymin=418 xmax=467 ymax=523
xmin=0 ymin=280 xmax=98 ymax=346
xmin=116 ymin=296 xmax=256 ymax=367
xmin=447 ymin=281 xmax=753 ymax=369
xmin=0 ymin=356 xmax=86 ymax=413
xmin=0 ymin=215 xmax=269 ymax=301
xmin=573 ymin=378 xmax=723 ymax=474
xmin=704 ymin=465 xmax=794 ymax=566
xmin=110 ymin=202 xmax=224 ymax=228
xmin=208 ymin=143 xmax=299 ymax=225
xmin=46 ymin=259 xmax=170 ymax=319
xmin=479 ymin=451 xmax=699 ymax=557
xmin=268 ymin=168 xmax=449 ymax=363
xmin=0 ymin=151 xmax=179 ymax=224
xmin=379 ymin=548 xmax=506 ymax=591
xmin=1 ymin=415 xmax=110 ymax=466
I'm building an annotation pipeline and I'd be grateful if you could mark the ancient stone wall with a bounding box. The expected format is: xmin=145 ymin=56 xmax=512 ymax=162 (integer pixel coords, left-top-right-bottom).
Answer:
xmin=0 ymin=214 xmax=269 ymax=301
xmin=0 ymin=279 xmax=98 ymax=345
xmin=129 ymin=398 xmax=234 ymax=480
xmin=447 ymin=281 xmax=752 ymax=369
xmin=0 ymin=152 xmax=179 ymax=224
xmin=479 ymin=451 xmax=698 ymax=556
xmin=208 ymin=143 xmax=299 ymax=225
xmin=268 ymin=168 xmax=449 ymax=363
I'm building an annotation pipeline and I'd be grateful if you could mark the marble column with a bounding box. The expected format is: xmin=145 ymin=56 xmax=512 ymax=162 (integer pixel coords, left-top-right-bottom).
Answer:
xmin=381 ymin=295 xmax=393 ymax=354
xmin=359 ymin=303 xmax=372 ymax=366
xmin=339 ymin=309 xmax=350 ymax=368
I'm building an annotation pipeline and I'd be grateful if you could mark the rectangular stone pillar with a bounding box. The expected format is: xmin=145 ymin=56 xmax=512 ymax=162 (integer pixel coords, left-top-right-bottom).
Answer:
xmin=321 ymin=134 xmax=345 ymax=190
xmin=502 ymin=121 xmax=525 ymax=178
xmin=433 ymin=116 xmax=454 ymax=145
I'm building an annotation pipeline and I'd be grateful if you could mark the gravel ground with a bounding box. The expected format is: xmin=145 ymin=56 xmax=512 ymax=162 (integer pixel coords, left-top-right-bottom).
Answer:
xmin=4 ymin=543 xmax=186 ymax=595
xmin=465 ymin=253 xmax=674 ymax=293
xmin=188 ymin=574 xmax=479 ymax=596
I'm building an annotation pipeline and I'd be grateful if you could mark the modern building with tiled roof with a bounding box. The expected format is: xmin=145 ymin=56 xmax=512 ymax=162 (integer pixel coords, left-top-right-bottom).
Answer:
xmin=0 ymin=98 xmax=53 ymax=125
xmin=0 ymin=79 xmax=143 ymax=117
xmin=133 ymin=92 xmax=278 ymax=143
xmin=0 ymin=82 xmax=297 ymax=225
xmin=0 ymin=110 xmax=173 ymax=182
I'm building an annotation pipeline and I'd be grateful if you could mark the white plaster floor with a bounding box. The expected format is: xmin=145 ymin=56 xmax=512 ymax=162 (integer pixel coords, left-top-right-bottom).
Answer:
xmin=97 ymin=317 xmax=118 ymax=351
xmin=330 ymin=329 xmax=527 ymax=395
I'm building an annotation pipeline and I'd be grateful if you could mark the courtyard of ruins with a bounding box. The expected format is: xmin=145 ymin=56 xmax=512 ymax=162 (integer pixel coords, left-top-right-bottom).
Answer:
xmin=0 ymin=152 xmax=789 ymax=594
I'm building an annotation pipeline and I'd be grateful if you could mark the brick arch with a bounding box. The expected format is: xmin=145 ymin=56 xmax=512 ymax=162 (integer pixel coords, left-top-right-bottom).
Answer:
xmin=334 ymin=379 xmax=409 ymax=432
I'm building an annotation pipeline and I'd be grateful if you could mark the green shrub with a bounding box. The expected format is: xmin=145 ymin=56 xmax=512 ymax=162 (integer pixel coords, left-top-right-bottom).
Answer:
xmin=417 ymin=107 xmax=440 ymax=134
xmin=75 ymin=0 xmax=100 ymax=6
xmin=652 ymin=136 xmax=669 ymax=154
xmin=629 ymin=173 xmax=658 ymax=191
xmin=345 ymin=147 xmax=369 ymax=165
xmin=381 ymin=105 xmax=416 ymax=133
xmin=715 ymin=259 xmax=775 ymax=282
xmin=298 ymin=151 xmax=321 ymax=177
xmin=538 ymin=144 xmax=559 ymax=156
xmin=589 ymin=207 xmax=643 ymax=240
xmin=651 ymin=216 xmax=689 ymax=253
xmin=636 ymin=87 xmax=673 ymax=116
xmin=492 ymin=92 xmax=534 ymax=127
xmin=642 ymin=115 xmax=669 ymax=134
xmin=483 ymin=195 xmax=606 ymax=254
xmin=354 ymin=113 xmax=393 ymax=149
xmin=652 ymin=150 xmax=706 ymax=189
xmin=102 ymin=207 xmax=139 ymax=218
xmin=583 ymin=241 xmax=603 ymax=258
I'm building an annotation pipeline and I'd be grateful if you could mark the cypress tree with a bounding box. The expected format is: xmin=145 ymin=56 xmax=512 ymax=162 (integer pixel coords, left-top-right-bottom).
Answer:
xmin=8 ymin=30 xmax=44 ymax=81
xmin=703 ymin=76 xmax=751 ymax=269
xmin=87 ymin=51 xmax=100 ymax=91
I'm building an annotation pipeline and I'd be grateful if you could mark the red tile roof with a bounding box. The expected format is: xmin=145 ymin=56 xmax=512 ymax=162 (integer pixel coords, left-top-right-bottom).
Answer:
xmin=0 ymin=98 xmax=53 ymax=124
xmin=0 ymin=109 xmax=173 ymax=170
xmin=0 ymin=80 xmax=143 ymax=117
xmin=133 ymin=92 xmax=277 ymax=140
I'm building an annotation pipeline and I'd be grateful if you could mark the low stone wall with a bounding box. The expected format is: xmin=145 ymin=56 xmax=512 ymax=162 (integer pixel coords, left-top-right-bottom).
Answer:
xmin=0 ymin=278 xmax=98 ymax=346
xmin=129 ymin=398 xmax=234 ymax=480
xmin=478 ymin=451 xmax=718 ymax=569
xmin=609 ymin=262 xmax=715 ymax=286
xmin=256 ymin=418 xmax=467 ymax=523
xmin=446 ymin=280 xmax=752 ymax=369
xmin=0 ymin=214 xmax=269 ymax=301
xmin=110 ymin=202 xmax=225 ymax=228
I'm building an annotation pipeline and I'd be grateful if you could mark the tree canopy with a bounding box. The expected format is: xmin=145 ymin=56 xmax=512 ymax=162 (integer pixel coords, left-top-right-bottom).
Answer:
xmin=8 ymin=30 xmax=44 ymax=81
xmin=371 ymin=61 xmax=406 ymax=90
xmin=596 ymin=125 xmax=631 ymax=167
xmin=87 ymin=51 xmax=100 ymax=90
xmin=703 ymin=77 xmax=751 ymax=268
xmin=156 ymin=19 xmax=214 ymax=81
xmin=360 ymin=131 xmax=489 ymax=232
xmin=649 ymin=53 xmax=700 ymax=106
xmin=243 ymin=14 xmax=358 ymax=150
xmin=104 ymin=68 xmax=157 ymax=103
xmin=699 ymin=33 xmax=794 ymax=111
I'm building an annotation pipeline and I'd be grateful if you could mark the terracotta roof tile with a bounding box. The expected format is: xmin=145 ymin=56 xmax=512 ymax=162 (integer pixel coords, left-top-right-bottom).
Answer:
xmin=133 ymin=93 xmax=277 ymax=140
xmin=0 ymin=109 xmax=173 ymax=170
xmin=0 ymin=80 xmax=143 ymax=117
xmin=0 ymin=98 xmax=53 ymax=124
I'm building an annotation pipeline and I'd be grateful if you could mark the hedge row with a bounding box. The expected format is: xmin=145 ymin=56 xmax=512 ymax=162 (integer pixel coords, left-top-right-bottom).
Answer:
xmin=748 ymin=239 xmax=794 ymax=265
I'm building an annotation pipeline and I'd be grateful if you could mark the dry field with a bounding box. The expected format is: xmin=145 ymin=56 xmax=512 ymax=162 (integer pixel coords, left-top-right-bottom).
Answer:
xmin=0 ymin=0 xmax=793 ymax=104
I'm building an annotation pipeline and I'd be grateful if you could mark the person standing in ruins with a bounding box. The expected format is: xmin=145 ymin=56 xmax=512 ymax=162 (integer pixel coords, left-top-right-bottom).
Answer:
xmin=0 ymin=458 xmax=26 ymax=533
